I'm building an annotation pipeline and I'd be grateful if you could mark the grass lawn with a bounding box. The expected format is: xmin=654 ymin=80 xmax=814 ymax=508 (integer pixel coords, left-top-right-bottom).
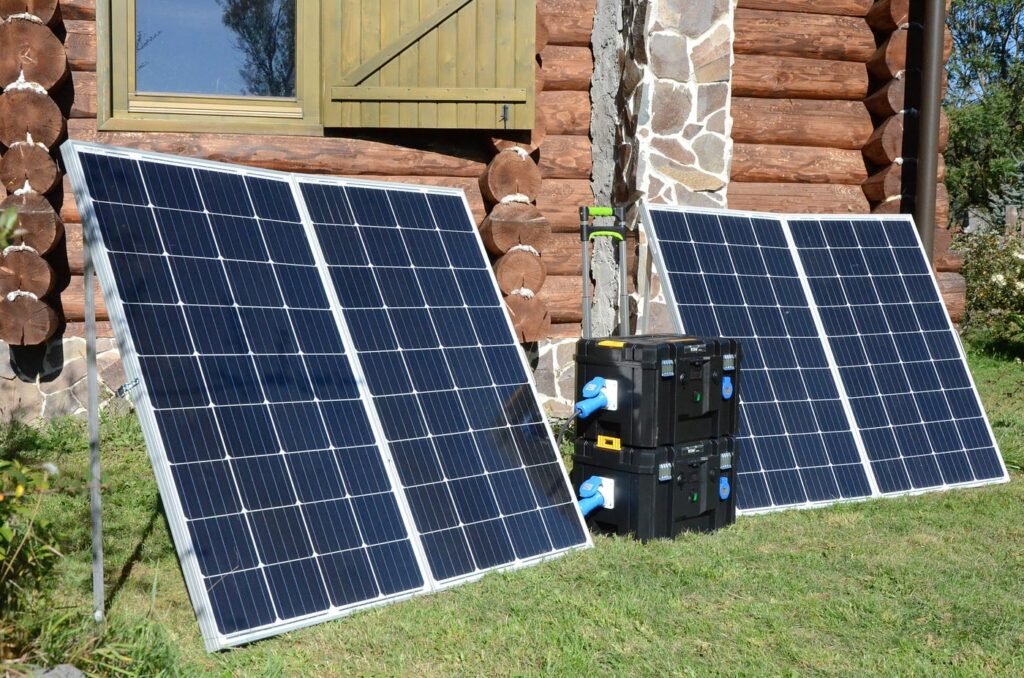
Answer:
xmin=13 ymin=349 xmax=1024 ymax=675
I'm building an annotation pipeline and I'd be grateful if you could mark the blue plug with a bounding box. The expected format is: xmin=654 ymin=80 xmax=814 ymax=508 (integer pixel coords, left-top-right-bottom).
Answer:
xmin=722 ymin=375 xmax=734 ymax=400
xmin=578 ymin=476 xmax=606 ymax=517
xmin=575 ymin=377 xmax=609 ymax=418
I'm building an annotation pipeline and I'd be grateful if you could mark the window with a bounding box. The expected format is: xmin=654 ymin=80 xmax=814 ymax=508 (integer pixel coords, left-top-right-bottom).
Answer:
xmin=100 ymin=0 xmax=536 ymax=134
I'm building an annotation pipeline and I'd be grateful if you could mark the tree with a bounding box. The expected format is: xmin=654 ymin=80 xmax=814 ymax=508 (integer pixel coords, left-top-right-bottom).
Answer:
xmin=945 ymin=1 xmax=1024 ymax=223
xmin=219 ymin=0 xmax=296 ymax=97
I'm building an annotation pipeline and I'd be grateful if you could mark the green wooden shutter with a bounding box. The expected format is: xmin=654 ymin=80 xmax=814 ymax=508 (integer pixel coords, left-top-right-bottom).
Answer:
xmin=322 ymin=0 xmax=536 ymax=129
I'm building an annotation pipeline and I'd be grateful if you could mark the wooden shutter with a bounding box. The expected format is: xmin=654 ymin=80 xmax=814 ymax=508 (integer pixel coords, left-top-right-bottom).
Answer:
xmin=323 ymin=0 xmax=536 ymax=129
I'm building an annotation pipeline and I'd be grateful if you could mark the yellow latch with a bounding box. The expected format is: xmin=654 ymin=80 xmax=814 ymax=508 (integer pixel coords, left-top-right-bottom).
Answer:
xmin=597 ymin=435 xmax=622 ymax=451
xmin=598 ymin=340 xmax=625 ymax=348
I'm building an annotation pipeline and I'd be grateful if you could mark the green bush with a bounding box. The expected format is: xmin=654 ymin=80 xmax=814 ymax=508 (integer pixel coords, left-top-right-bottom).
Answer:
xmin=959 ymin=233 xmax=1024 ymax=355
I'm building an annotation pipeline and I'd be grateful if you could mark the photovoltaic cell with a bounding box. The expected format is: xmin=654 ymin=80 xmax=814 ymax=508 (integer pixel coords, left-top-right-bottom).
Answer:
xmin=299 ymin=180 xmax=589 ymax=582
xmin=643 ymin=206 xmax=1008 ymax=513
xmin=789 ymin=218 xmax=1005 ymax=493
xmin=63 ymin=142 xmax=588 ymax=651
xmin=646 ymin=209 xmax=873 ymax=511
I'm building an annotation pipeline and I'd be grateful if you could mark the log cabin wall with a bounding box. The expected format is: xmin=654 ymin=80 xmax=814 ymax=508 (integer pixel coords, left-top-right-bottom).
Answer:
xmin=729 ymin=0 xmax=962 ymax=317
xmin=0 ymin=0 xmax=598 ymax=420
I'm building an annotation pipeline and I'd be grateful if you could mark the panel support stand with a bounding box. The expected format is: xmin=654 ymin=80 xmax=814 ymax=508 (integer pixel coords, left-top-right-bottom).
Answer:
xmin=85 ymin=228 xmax=105 ymax=623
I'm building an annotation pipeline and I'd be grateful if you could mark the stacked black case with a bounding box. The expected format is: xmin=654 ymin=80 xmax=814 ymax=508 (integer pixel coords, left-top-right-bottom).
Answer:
xmin=570 ymin=335 xmax=742 ymax=540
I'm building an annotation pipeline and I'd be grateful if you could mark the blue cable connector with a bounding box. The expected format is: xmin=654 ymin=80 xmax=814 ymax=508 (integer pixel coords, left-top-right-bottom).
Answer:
xmin=578 ymin=476 xmax=607 ymax=517
xmin=575 ymin=377 xmax=609 ymax=418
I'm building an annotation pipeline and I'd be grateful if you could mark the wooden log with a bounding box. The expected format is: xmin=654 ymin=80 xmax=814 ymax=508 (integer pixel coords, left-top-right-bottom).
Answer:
xmin=536 ymin=276 xmax=594 ymax=324
xmin=0 ymin=249 xmax=54 ymax=297
xmin=731 ymin=144 xmax=868 ymax=184
xmin=0 ymin=142 xmax=59 ymax=194
xmin=480 ymin=149 xmax=543 ymax=203
xmin=734 ymin=9 xmax=876 ymax=62
xmin=863 ymin=114 xmax=904 ymax=166
xmin=536 ymin=12 xmax=549 ymax=53
xmin=64 ymin=221 xmax=82 ymax=274
xmin=0 ymin=0 xmax=60 ymax=24
xmin=0 ymin=141 xmax=58 ymax=193
xmin=0 ymin=192 xmax=63 ymax=253
xmin=0 ymin=294 xmax=58 ymax=345
xmin=868 ymin=28 xmax=908 ymax=81
xmin=539 ymin=45 xmax=592 ymax=92
xmin=862 ymin=156 xmax=946 ymax=203
xmin=729 ymin=182 xmax=871 ymax=213
xmin=731 ymin=98 xmax=872 ymax=150
xmin=864 ymin=71 xmax=948 ymax=118
xmin=494 ymin=249 xmax=547 ymax=295
xmin=537 ymin=134 xmax=591 ymax=180
xmin=865 ymin=0 xmax=909 ymax=32
xmin=0 ymin=87 xmax=65 ymax=148
xmin=537 ymin=90 xmax=589 ymax=136
xmin=549 ymin=323 xmax=579 ymax=339
xmin=68 ymin=69 xmax=97 ymax=118
xmin=871 ymin=197 xmax=903 ymax=215
xmin=865 ymin=76 xmax=906 ymax=117
xmin=537 ymin=0 xmax=593 ymax=47
xmin=737 ymin=0 xmax=872 ymax=16
xmin=732 ymin=55 xmax=869 ymax=100
xmin=58 ymin=273 xmax=105 ymax=322
xmin=535 ymin=178 xmax=593 ymax=232
xmin=491 ymin=118 xmax=547 ymax=154
xmin=67 ymin=119 xmax=489 ymax=177
xmin=63 ymin=320 xmax=114 ymax=339
xmin=63 ymin=19 xmax=96 ymax=71
xmin=868 ymin=26 xmax=953 ymax=81
xmin=504 ymin=294 xmax=552 ymax=343
xmin=479 ymin=201 xmax=552 ymax=254
xmin=542 ymin=231 xmax=638 ymax=277
xmin=58 ymin=0 xmax=94 ymax=21
xmin=936 ymin=182 xmax=949 ymax=229
xmin=933 ymin=227 xmax=962 ymax=272
xmin=937 ymin=272 xmax=965 ymax=323
xmin=0 ymin=18 xmax=68 ymax=90
xmin=863 ymin=113 xmax=949 ymax=167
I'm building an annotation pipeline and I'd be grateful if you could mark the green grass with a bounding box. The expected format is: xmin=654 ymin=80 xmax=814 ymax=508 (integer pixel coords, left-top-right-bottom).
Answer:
xmin=11 ymin=349 xmax=1024 ymax=675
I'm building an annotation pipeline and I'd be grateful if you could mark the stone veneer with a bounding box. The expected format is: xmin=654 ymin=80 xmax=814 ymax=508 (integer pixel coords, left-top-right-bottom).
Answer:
xmin=534 ymin=0 xmax=738 ymax=417
xmin=1 ymin=338 xmax=123 ymax=424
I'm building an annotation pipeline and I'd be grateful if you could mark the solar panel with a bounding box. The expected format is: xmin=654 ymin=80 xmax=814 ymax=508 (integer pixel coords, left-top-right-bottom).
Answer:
xmin=62 ymin=142 xmax=589 ymax=651
xmin=642 ymin=206 xmax=1008 ymax=513
xmin=644 ymin=209 xmax=874 ymax=511
xmin=789 ymin=218 xmax=1006 ymax=493
xmin=296 ymin=178 xmax=590 ymax=582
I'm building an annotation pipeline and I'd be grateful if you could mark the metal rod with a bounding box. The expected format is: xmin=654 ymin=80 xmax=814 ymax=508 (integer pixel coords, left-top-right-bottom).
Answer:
xmin=616 ymin=210 xmax=629 ymax=337
xmin=914 ymin=0 xmax=947 ymax=258
xmin=580 ymin=209 xmax=592 ymax=339
xmin=85 ymin=231 xmax=105 ymax=623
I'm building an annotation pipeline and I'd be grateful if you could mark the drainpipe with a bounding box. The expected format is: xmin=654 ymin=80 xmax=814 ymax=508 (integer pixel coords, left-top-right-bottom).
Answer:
xmin=914 ymin=0 xmax=948 ymax=259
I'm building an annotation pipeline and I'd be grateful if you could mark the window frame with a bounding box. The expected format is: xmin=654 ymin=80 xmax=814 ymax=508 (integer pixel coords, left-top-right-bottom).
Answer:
xmin=99 ymin=0 xmax=323 ymax=135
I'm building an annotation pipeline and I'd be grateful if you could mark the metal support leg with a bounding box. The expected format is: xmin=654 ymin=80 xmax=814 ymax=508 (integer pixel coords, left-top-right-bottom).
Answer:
xmin=580 ymin=208 xmax=592 ymax=339
xmin=616 ymin=210 xmax=629 ymax=337
xmin=85 ymin=233 xmax=104 ymax=623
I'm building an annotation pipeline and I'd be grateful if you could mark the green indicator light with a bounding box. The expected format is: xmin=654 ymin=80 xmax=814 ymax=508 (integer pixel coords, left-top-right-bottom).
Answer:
xmin=691 ymin=492 xmax=699 ymax=503
xmin=694 ymin=391 xmax=702 ymax=403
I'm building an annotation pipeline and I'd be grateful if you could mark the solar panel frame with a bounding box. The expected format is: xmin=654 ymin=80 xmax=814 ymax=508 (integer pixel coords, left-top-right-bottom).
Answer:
xmin=292 ymin=174 xmax=591 ymax=591
xmin=62 ymin=142 xmax=590 ymax=651
xmin=640 ymin=204 xmax=1008 ymax=515
xmin=788 ymin=215 xmax=1009 ymax=495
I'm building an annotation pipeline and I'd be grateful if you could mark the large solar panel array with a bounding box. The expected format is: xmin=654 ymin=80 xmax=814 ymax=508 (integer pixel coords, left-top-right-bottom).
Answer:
xmin=643 ymin=206 xmax=1008 ymax=513
xmin=63 ymin=142 xmax=589 ymax=651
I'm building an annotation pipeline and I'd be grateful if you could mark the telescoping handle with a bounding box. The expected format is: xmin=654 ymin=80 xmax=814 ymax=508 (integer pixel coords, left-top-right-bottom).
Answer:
xmin=579 ymin=206 xmax=630 ymax=338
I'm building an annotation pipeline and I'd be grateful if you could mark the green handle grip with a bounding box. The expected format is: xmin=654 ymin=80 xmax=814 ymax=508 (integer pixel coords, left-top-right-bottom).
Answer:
xmin=585 ymin=206 xmax=614 ymax=217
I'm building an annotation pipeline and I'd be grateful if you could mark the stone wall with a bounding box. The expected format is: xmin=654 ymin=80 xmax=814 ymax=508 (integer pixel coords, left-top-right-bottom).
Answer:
xmin=532 ymin=0 xmax=739 ymax=418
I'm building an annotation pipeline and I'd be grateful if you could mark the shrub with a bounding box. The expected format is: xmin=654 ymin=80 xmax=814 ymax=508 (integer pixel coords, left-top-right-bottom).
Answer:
xmin=959 ymin=232 xmax=1024 ymax=355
